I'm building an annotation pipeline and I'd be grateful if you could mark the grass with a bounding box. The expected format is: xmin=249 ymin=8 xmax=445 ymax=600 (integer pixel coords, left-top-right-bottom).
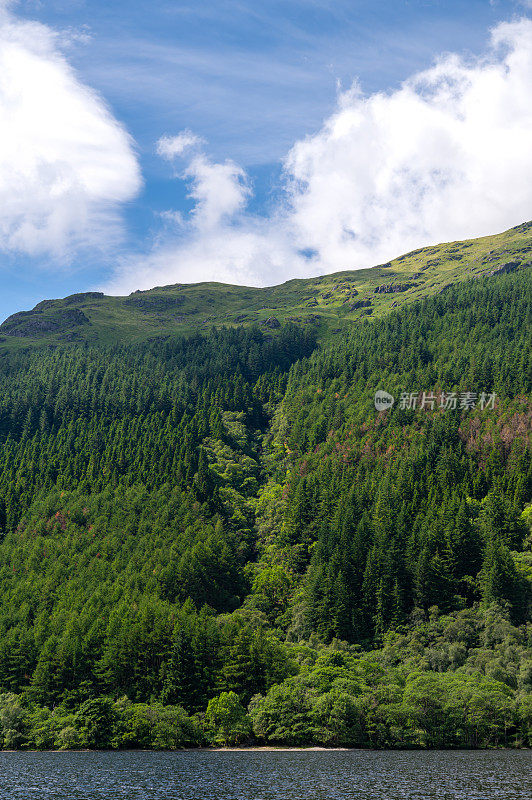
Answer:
xmin=1 ymin=221 xmax=531 ymax=351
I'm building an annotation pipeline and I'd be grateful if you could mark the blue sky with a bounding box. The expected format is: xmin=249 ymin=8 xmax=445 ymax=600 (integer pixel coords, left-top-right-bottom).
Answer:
xmin=0 ymin=0 xmax=531 ymax=320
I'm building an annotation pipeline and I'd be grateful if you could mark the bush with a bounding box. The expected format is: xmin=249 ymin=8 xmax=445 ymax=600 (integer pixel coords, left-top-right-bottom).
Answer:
xmin=75 ymin=697 xmax=116 ymax=749
xmin=205 ymin=692 xmax=250 ymax=746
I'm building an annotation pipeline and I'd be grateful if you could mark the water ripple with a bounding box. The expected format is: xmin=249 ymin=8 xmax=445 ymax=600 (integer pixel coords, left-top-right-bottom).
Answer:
xmin=0 ymin=750 xmax=530 ymax=799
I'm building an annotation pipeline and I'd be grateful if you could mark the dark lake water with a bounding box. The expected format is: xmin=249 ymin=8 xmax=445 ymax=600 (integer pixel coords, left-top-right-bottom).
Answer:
xmin=0 ymin=749 xmax=530 ymax=799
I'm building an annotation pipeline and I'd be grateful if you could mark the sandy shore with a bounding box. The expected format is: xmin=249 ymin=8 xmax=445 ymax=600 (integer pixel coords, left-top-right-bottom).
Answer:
xmin=209 ymin=746 xmax=352 ymax=752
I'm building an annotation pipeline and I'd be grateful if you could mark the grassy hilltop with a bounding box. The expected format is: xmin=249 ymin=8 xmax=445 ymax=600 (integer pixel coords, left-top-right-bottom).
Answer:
xmin=1 ymin=220 xmax=531 ymax=350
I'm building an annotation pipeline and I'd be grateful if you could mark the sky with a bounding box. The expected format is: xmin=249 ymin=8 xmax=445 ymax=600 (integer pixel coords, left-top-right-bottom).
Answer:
xmin=0 ymin=0 xmax=532 ymax=320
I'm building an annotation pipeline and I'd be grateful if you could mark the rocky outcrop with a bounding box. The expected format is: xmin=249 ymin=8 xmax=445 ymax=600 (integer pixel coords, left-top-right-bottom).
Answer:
xmin=342 ymin=291 xmax=360 ymax=305
xmin=488 ymin=261 xmax=522 ymax=276
xmin=261 ymin=316 xmax=281 ymax=329
xmin=512 ymin=221 xmax=532 ymax=234
xmin=0 ymin=308 xmax=90 ymax=338
xmin=349 ymin=299 xmax=373 ymax=310
xmin=33 ymin=292 xmax=104 ymax=313
xmin=374 ymin=282 xmax=418 ymax=294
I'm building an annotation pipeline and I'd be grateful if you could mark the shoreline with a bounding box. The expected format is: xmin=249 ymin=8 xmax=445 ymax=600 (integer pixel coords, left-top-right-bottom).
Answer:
xmin=0 ymin=746 xmax=354 ymax=754
xmin=2 ymin=746 xmax=530 ymax=754
xmin=209 ymin=746 xmax=353 ymax=752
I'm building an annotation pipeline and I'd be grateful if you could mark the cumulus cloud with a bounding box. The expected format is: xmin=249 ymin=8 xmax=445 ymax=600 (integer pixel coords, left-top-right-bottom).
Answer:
xmin=108 ymin=18 xmax=532 ymax=294
xmin=285 ymin=18 xmax=532 ymax=270
xmin=183 ymin=155 xmax=251 ymax=231
xmin=0 ymin=4 xmax=141 ymax=258
xmin=157 ymin=130 xmax=251 ymax=230
xmin=157 ymin=133 xmax=252 ymax=229
xmin=110 ymin=140 xmax=292 ymax=291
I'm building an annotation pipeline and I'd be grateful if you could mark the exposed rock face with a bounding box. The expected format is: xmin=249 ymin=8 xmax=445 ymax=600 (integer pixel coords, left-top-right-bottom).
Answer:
xmin=62 ymin=292 xmax=104 ymax=306
xmin=33 ymin=292 xmax=104 ymax=312
xmin=0 ymin=308 xmax=90 ymax=338
xmin=488 ymin=261 xmax=522 ymax=275
xmin=342 ymin=291 xmax=360 ymax=304
xmin=349 ymin=299 xmax=372 ymax=310
xmin=261 ymin=316 xmax=281 ymax=329
xmin=374 ymin=282 xmax=418 ymax=294
xmin=512 ymin=221 xmax=532 ymax=234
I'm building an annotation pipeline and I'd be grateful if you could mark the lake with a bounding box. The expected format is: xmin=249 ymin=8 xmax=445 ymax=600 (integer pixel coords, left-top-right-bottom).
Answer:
xmin=0 ymin=749 xmax=530 ymax=799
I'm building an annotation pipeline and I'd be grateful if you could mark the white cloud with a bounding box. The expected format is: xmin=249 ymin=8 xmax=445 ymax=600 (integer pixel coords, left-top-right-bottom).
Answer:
xmin=184 ymin=154 xmax=251 ymax=231
xmin=108 ymin=18 xmax=532 ymax=294
xmin=285 ymin=17 xmax=532 ymax=270
xmin=56 ymin=24 xmax=93 ymax=50
xmin=157 ymin=132 xmax=250 ymax=229
xmin=158 ymin=209 xmax=185 ymax=227
xmin=0 ymin=5 xmax=140 ymax=258
xmin=109 ymin=139 xmax=290 ymax=291
xmin=157 ymin=131 xmax=203 ymax=160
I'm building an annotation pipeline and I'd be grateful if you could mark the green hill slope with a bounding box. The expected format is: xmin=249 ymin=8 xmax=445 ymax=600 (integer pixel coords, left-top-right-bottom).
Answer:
xmin=1 ymin=220 xmax=531 ymax=350
xmin=0 ymin=229 xmax=531 ymax=749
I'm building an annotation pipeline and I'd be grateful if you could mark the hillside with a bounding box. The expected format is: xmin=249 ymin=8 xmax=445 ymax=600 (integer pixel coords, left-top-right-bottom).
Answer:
xmin=1 ymin=220 xmax=531 ymax=350
xmin=0 ymin=233 xmax=530 ymax=749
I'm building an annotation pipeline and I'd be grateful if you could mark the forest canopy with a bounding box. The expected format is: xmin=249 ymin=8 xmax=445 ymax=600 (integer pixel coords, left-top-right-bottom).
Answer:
xmin=0 ymin=268 xmax=531 ymax=748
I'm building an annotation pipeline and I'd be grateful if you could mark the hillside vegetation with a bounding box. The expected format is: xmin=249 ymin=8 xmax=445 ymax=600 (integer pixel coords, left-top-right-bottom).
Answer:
xmin=1 ymin=221 xmax=531 ymax=351
xmin=0 ymin=228 xmax=530 ymax=749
